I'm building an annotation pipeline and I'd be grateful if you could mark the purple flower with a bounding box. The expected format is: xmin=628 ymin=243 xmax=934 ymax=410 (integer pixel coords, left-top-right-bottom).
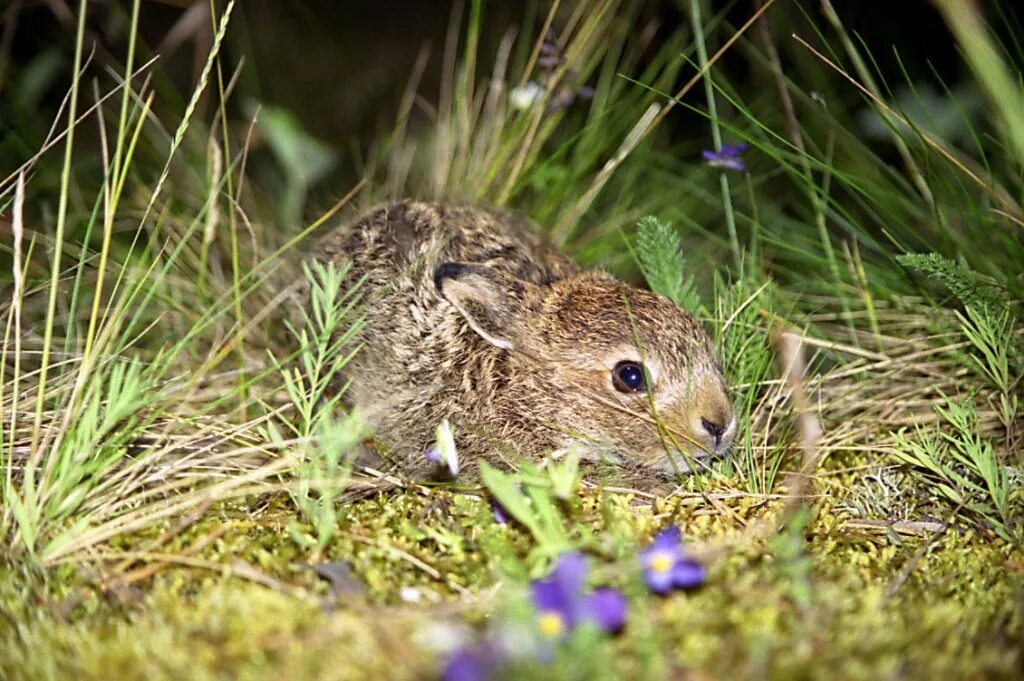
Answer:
xmin=538 ymin=31 xmax=568 ymax=76
xmin=540 ymin=29 xmax=561 ymax=56
xmin=581 ymin=587 xmax=628 ymax=633
xmin=519 ymin=28 xmax=594 ymax=113
xmin=640 ymin=527 xmax=706 ymax=595
xmin=532 ymin=552 xmax=586 ymax=637
xmin=538 ymin=53 xmax=566 ymax=70
xmin=701 ymin=142 xmax=748 ymax=172
xmin=441 ymin=553 xmax=627 ymax=679
xmin=491 ymin=497 xmax=510 ymax=525
xmin=442 ymin=643 xmax=500 ymax=681
xmin=531 ymin=552 xmax=628 ymax=638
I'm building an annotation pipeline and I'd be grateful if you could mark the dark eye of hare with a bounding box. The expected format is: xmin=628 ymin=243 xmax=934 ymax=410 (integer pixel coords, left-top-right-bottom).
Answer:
xmin=612 ymin=361 xmax=647 ymax=394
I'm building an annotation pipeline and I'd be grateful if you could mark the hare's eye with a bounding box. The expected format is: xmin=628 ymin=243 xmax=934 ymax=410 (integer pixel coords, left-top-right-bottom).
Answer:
xmin=612 ymin=361 xmax=647 ymax=394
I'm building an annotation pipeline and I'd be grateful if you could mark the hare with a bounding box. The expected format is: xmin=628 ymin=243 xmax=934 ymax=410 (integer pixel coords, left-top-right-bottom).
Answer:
xmin=314 ymin=201 xmax=735 ymax=478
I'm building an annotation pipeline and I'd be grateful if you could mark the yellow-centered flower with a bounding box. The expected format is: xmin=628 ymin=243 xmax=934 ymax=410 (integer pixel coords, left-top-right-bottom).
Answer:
xmin=538 ymin=610 xmax=566 ymax=638
xmin=649 ymin=551 xmax=673 ymax=575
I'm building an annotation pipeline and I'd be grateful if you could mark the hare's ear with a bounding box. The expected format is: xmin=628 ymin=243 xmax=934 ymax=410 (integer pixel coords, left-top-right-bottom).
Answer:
xmin=435 ymin=262 xmax=526 ymax=350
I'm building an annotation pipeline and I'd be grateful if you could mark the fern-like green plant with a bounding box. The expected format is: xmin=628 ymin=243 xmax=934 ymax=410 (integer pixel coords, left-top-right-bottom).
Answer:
xmin=284 ymin=412 xmax=366 ymax=556
xmin=270 ymin=261 xmax=364 ymax=440
xmin=714 ymin=273 xmax=778 ymax=493
xmin=897 ymin=252 xmax=1009 ymax=314
xmin=265 ymin=260 xmax=366 ymax=557
xmin=957 ymin=305 xmax=1020 ymax=430
xmin=892 ymin=394 xmax=1019 ymax=547
xmin=632 ymin=216 xmax=701 ymax=312
xmin=899 ymin=252 xmax=1021 ymax=432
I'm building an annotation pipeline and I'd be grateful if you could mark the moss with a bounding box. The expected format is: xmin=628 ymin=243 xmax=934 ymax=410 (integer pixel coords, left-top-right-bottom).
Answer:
xmin=1 ymin=579 xmax=427 ymax=680
xmin=2 ymin=483 xmax=1020 ymax=681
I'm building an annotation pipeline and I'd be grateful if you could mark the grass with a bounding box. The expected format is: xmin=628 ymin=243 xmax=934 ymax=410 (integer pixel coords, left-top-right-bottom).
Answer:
xmin=0 ymin=0 xmax=1022 ymax=679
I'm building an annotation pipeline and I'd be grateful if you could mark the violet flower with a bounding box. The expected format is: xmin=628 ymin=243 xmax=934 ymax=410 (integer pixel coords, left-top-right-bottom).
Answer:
xmin=509 ymin=29 xmax=594 ymax=112
xmin=531 ymin=552 xmax=627 ymax=638
xmin=442 ymin=643 xmax=500 ymax=681
xmin=491 ymin=497 xmax=511 ymax=525
xmin=539 ymin=30 xmax=566 ymax=70
xmin=581 ymin=587 xmax=628 ymax=633
xmin=701 ymin=142 xmax=748 ymax=172
xmin=441 ymin=553 xmax=626 ymax=680
xmin=575 ymin=85 xmax=596 ymax=100
xmin=640 ymin=527 xmax=706 ymax=595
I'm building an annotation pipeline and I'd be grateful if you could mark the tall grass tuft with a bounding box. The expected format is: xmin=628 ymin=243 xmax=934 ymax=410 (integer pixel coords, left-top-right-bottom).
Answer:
xmin=0 ymin=0 xmax=350 ymax=567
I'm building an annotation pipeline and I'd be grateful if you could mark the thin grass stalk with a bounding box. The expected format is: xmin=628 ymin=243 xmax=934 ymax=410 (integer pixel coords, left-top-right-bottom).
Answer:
xmin=111 ymin=0 xmax=142 ymax=200
xmin=552 ymin=103 xmax=659 ymax=244
xmin=2 ymin=173 xmax=27 ymax=536
xmin=811 ymin=122 xmax=860 ymax=345
xmin=197 ymin=136 xmax=223 ymax=294
xmin=384 ymin=47 xmax=430 ymax=198
xmin=132 ymin=0 xmax=235 ymax=238
xmin=43 ymin=93 xmax=154 ymax=488
xmin=206 ymin=0 xmax=248 ymax=417
xmin=29 ymin=0 xmax=88 ymax=464
xmin=515 ymin=0 xmax=559 ymax=94
xmin=497 ymin=0 xmax=617 ymax=207
xmin=846 ymin=240 xmax=882 ymax=347
xmin=83 ymin=54 xmax=147 ymax=370
xmin=466 ymin=29 xmax=515 ymax=201
xmin=448 ymin=0 xmax=482 ymax=192
xmin=0 ymin=56 xmax=160 ymax=199
xmin=753 ymin=10 xmax=847 ymax=297
xmin=690 ymin=0 xmax=740 ymax=269
xmin=62 ymin=166 xmax=104 ymax=365
xmin=554 ymin=0 xmax=776 ymax=242
xmin=433 ymin=0 xmax=464 ymax=197
xmin=81 ymin=0 xmax=142 ymax=366
xmin=743 ymin=173 xmax=761 ymax=267
xmin=59 ymin=71 xmax=156 ymax=366
xmin=101 ymin=1 xmax=235 ymax=352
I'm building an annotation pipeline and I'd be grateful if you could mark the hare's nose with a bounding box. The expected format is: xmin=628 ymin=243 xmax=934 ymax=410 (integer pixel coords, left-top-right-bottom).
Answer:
xmin=700 ymin=417 xmax=726 ymax=446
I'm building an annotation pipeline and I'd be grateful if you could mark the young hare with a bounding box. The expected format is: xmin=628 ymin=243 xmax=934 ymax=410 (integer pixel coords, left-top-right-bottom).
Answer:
xmin=315 ymin=201 xmax=735 ymax=477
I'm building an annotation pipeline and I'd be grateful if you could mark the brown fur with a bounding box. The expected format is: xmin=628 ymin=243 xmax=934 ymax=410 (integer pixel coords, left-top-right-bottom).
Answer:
xmin=314 ymin=201 xmax=735 ymax=478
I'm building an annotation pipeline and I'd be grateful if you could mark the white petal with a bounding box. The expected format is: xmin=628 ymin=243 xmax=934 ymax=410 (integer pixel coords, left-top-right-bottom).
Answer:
xmin=509 ymin=81 xmax=544 ymax=110
xmin=435 ymin=418 xmax=459 ymax=476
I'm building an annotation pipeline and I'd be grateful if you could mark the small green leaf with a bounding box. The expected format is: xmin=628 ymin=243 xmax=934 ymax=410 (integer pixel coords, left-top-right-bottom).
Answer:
xmin=479 ymin=462 xmax=543 ymax=538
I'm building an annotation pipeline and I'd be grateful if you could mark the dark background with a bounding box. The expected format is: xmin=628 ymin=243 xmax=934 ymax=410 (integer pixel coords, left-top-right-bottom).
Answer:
xmin=1 ymin=0 xmax=1018 ymax=209
xmin=0 ymin=2 xmax=968 ymax=138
